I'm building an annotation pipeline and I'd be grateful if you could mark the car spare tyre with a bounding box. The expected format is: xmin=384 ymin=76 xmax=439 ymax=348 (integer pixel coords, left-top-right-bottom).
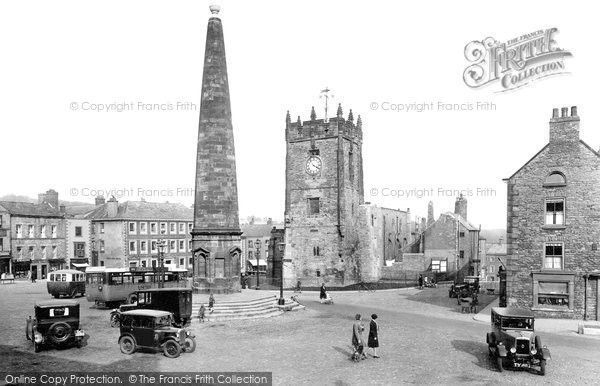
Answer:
xmin=48 ymin=322 xmax=72 ymax=344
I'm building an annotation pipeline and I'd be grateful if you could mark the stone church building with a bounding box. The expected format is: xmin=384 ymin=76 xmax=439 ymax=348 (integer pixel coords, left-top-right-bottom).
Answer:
xmin=282 ymin=106 xmax=421 ymax=287
xmin=504 ymin=106 xmax=600 ymax=320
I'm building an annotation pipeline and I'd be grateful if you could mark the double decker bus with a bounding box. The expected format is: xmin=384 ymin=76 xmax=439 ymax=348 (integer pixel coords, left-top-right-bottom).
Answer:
xmin=85 ymin=266 xmax=189 ymax=307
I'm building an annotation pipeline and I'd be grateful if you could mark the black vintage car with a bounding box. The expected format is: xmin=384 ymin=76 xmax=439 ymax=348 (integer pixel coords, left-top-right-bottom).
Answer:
xmin=117 ymin=310 xmax=195 ymax=358
xmin=487 ymin=307 xmax=551 ymax=375
xmin=26 ymin=300 xmax=85 ymax=352
xmin=449 ymin=276 xmax=480 ymax=299
xmin=110 ymin=288 xmax=192 ymax=328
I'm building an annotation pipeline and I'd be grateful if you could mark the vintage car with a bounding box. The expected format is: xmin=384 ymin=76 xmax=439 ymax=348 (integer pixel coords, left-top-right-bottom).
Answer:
xmin=47 ymin=269 xmax=86 ymax=299
xmin=110 ymin=288 xmax=192 ymax=328
xmin=449 ymin=276 xmax=480 ymax=299
xmin=486 ymin=307 xmax=550 ymax=375
xmin=26 ymin=300 xmax=85 ymax=352
xmin=117 ymin=309 xmax=196 ymax=358
xmin=464 ymin=276 xmax=480 ymax=293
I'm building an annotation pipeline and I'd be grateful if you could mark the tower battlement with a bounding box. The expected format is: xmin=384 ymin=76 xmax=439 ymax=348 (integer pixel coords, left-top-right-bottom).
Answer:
xmin=285 ymin=105 xmax=363 ymax=142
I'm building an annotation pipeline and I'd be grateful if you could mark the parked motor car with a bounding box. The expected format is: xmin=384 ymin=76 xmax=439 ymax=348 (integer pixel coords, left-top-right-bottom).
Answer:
xmin=117 ymin=310 xmax=196 ymax=358
xmin=486 ymin=307 xmax=550 ymax=375
xmin=464 ymin=276 xmax=480 ymax=294
xmin=25 ymin=300 xmax=85 ymax=352
xmin=449 ymin=283 xmax=468 ymax=298
xmin=110 ymin=288 xmax=192 ymax=328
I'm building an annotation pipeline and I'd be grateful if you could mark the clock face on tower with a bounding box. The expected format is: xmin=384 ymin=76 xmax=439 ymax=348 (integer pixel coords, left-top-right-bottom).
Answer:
xmin=305 ymin=156 xmax=322 ymax=175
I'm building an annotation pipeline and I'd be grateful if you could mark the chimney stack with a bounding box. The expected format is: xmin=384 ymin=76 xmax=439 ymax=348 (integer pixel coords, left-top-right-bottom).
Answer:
xmin=107 ymin=196 xmax=118 ymax=217
xmin=455 ymin=194 xmax=467 ymax=220
xmin=95 ymin=195 xmax=106 ymax=206
xmin=549 ymin=105 xmax=580 ymax=146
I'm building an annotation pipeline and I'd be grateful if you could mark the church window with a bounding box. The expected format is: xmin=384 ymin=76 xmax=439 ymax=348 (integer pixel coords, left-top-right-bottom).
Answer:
xmin=308 ymin=198 xmax=320 ymax=215
xmin=349 ymin=151 xmax=354 ymax=181
xmin=313 ymin=246 xmax=321 ymax=256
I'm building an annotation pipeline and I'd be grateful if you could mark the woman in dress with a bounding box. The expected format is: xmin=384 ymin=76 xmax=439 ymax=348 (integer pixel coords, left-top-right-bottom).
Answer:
xmin=352 ymin=314 xmax=367 ymax=360
xmin=368 ymin=313 xmax=380 ymax=358
xmin=320 ymin=283 xmax=327 ymax=300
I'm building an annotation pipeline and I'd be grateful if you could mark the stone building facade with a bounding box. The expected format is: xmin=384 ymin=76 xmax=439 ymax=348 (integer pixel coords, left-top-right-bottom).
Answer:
xmin=420 ymin=195 xmax=481 ymax=280
xmin=85 ymin=197 xmax=193 ymax=271
xmin=0 ymin=189 xmax=67 ymax=278
xmin=283 ymin=105 xmax=365 ymax=287
xmin=504 ymin=106 xmax=600 ymax=320
xmin=66 ymin=218 xmax=91 ymax=270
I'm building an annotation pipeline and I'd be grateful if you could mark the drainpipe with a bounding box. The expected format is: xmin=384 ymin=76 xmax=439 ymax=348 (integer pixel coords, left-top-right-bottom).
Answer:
xmin=583 ymin=274 xmax=588 ymax=321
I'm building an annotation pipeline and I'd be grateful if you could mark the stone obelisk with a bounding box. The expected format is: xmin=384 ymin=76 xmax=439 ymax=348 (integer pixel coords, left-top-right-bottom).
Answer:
xmin=191 ymin=5 xmax=241 ymax=293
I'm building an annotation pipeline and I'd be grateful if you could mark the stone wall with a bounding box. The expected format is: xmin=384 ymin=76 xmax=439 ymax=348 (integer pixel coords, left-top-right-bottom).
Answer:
xmin=506 ymin=106 xmax=600 ymax=320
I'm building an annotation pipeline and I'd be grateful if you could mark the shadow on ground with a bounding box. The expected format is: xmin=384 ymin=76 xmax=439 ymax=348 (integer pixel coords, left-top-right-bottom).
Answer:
xmin=451 ymin=339 xmax=497 ymax=373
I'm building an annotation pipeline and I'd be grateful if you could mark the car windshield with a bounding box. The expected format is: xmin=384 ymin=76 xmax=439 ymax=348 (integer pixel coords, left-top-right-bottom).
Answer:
xmin=155 ymin=315 xmax=173 ymax=327
xmin=501 ymin=317 xmax=533 ymax=330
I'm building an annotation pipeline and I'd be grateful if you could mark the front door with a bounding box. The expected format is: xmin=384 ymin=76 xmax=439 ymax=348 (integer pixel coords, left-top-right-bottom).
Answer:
xmin=133 ymin=316 xmax=155 ymax=347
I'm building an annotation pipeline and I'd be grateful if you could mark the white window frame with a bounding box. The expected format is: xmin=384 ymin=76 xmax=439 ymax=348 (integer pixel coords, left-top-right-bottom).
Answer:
xmin=129 ymin=222 xmax=137 ymax=235
xmin=40 ymin=225 xmax=46 ymax=238
xmin=160 ymin=222 xmax=167 ymax=234
xmin=51 ymin=225 xmax=57 ymax=238
xmin=16 ymin=224 xmax=23 ymax=239
xmin=129 ymin=240 xmax=137 ymax=253
xmin=140 ymin=240 xmax=148 ymax=253
xmin=188 ymin=223 xmax=193 ymax=233
xmin=178 ymin=223 xmax=185 ymax=234
xmin=544 ymin=242 xmax=563 ymax=270
xmin=99 ymin=223 xmax=105 ymax=234
xmin=139 ymin=222 xmax=147 ymax=234
xmin=545 ymin=198 xmax=565 ymax=226
xmin=150 ymin=222 xmax=158 ymax=235
xmin=170 ymin=240 xmax=177 ymax=253
xmin=151 ymin=241 xmax=157 ymax=253
xmin=179 ymin=239 xmax=185 ymax=252
xmin=169 ymin=222 xmax=176 ymax=234
xmin=28 ymin=225 xmax=34 ymax=238
xmin=41 ymin=246 xmax=47 ymax=259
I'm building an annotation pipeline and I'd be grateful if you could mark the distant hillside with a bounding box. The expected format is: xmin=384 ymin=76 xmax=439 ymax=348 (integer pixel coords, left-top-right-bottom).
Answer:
xmin=480 ymin=229 xmax=506 ymax=243
xmin=0 ymin=194 xmax=94 ymax=208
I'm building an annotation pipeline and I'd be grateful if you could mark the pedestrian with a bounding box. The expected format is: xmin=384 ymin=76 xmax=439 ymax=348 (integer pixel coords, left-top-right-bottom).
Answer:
xmin=198 ymin=304 xmax=206 ymax=322
xmin=352 ymin=313 xmax=367 ymax=360
xmin=367 ymin=314 xmax=380 ymax=358
xmin=208 ymin=292 xmax=215 ymax=313
xmin=30 ymin=270 xmax=36 ymax=283
xmin=320 ymin=283 xmax=327 ymax=300
xmin=418 ymin=274 xmax=423 ymax=289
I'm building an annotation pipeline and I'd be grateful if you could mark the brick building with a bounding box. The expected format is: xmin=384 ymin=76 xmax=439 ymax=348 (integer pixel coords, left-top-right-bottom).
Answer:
xmin=0 ymin=189 xmax=67 ymax=279
xmin=504 ymin=106 xmax=600 ymax=320
xmin=85 ymin=197 xmax=194 ymax=270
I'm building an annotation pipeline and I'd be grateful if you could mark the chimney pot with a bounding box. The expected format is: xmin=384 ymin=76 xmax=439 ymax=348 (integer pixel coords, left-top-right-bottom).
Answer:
xmin=561 ymin=107 xmax=568 ymax=117
xmin=552 ymin=108 xmax=558 ymax=118
xmin=571 ymin=106 xmax=577 ymax=117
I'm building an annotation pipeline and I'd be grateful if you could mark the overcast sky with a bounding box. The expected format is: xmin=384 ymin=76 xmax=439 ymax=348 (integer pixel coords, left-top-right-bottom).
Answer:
xmin=1 ymin=0 xmax=598 ymax=230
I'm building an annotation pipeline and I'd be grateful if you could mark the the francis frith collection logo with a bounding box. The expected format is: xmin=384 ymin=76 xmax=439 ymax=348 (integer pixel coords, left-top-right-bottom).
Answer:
xmin=463 ymin=28 xmax=572 ymax=92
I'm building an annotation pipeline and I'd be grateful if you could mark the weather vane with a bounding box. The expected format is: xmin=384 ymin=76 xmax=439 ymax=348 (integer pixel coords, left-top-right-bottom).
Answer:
xmin=319 ymin=87 xmax=334 ymax=122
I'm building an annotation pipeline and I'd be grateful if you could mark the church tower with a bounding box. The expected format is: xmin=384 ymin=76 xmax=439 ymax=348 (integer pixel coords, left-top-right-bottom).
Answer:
xmin=283 ymin=103 xmax=364 ymax=287
xmin=191 ymin=5 xmax=241 ymax=293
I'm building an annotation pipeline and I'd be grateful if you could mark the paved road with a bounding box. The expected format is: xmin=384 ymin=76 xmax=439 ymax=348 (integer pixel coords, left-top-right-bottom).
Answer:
xmin=1 ymin=282 xmax=599 ymax=385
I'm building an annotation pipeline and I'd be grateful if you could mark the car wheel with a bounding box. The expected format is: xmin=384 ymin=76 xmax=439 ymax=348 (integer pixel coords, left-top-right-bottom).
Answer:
xmin=163 ymin=340 xmax=181 ymax=358
xmin=496 ymin=356 xmax=503 ymax=372
xmin=48 ymin=322 xmax=72 ymax=344
xmin=126 ymin=293 xmax=138 ymax=304
xmin=183 ymin=337 xmax=196 ymax=353
xmin=119 ymin=336 xmax=136 ymax=355
xmin=52 ymin=294 xmax=60 ymax=299
xmin=539 ymin=359 xmax=546 ymax=376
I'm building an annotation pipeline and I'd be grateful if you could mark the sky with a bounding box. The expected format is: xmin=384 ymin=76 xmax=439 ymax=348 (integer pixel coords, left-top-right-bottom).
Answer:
xmin=1 ymin=0 xmax=598 ymax=230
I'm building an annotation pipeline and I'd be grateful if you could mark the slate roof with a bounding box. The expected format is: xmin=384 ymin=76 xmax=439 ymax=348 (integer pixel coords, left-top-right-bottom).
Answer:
xmin=84 ymin=201 xmax=193 ymax=220
xmin=241 ymin=223 xmax=282 ymax=238
xmin=443 ymin=212 xmax=479 ymax=231
xmin=0 ymin=201 xmax=64 ymax=218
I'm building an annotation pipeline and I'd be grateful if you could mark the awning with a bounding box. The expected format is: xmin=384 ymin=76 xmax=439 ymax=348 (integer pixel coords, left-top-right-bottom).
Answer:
xmin=72 ymin=263 xmax=90 ymax=268
xmin=247 ymin=259 xmax=267 ymax=266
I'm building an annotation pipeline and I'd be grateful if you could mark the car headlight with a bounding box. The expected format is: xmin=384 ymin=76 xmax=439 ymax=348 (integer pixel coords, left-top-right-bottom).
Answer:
xmin=531 ymin=348 xmax=537 ymax=355
xmin=34 ymin=332 xmax=43 ymax=343
xmin=186 ymin=330 xmax=190 ymax=336
xmin=175 ymin=332 xmax=180 ymax=339
xmin=510 ymin=347 xmax=516 ymax=354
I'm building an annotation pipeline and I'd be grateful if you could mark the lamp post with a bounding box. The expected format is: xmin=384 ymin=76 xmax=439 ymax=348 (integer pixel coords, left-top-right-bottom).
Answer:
xmin=254 ymin=239 xmax=261 ymax=290
xmin=157 ymin=231 xmax=166 ymax=289
xmin=278 ymin=242 xmax=285 ymax=305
